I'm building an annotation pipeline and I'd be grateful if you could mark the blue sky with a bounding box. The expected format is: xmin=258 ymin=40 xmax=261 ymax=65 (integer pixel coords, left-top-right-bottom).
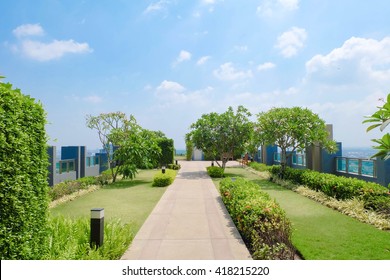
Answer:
xmin=1 ymin=0 xmax=390 ymax=150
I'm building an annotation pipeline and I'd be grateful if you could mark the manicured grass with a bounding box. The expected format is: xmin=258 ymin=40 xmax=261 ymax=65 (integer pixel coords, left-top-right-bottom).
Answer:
xmin=213 ymin=167 xmax=390 ymax=260
xmin=50 ymin=169 xmax=169 ymax=233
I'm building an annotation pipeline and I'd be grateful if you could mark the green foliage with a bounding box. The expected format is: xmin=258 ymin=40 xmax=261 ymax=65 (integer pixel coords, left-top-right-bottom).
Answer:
xmin=158 ymin=138 xmax=174 ymax=166
xmin=219 ymin=178 xmax=295 ymax=259
xmin=97 ymin=173 xmax=112 ymax=186
xmin=206 ymin=166 xmax=225 ymax=178
xmin=257 ymin=107 xmax=337 ymax=175
xmin=0 ymin=81 xmax=49 ymax=259
xmin=43 ymin=216 xmax=134 ymax=260
xmin=248 ymin=162 xmax=269 ymax=172
xmin=363 ymin=93 xmax=390 ymax=159
xmin=152 ymin=169 xmax=176 ymax=187
xmin=86 ymin=112 xmax=161 ymax=182
xmin=269 ymin=166 xmax=390 ymax=214
xmin=49 ymin=177 xmax=98 ymax=201
xmin=188 ymin=105 xmax=252 ymax=169
xmin=167 ymin=163 xmax=181 ymax=170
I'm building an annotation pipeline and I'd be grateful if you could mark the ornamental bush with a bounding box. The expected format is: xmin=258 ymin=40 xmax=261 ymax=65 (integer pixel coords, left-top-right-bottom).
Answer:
xmin=0 ymin=81 xmax=49 ymax=259
xmin=152 ymin=169 xmax=176 ymax=187
xmin=220 ymin=178 xmax=295 ymax=260
xmin=206 ymin=166 xmax=224 ymax=178
xmin=269 ymin=166 xmax=390 ymax=214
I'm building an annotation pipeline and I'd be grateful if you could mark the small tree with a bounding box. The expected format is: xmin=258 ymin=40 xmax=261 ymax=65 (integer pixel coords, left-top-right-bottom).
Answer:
xmin=363 ymin=93 xmax=390 ymax=160
xmin=189 ymin=106 xmax=252 ymax=170
xmin=86 ymin=112 xmax=160 ymax=182
xmin=256 ymin=107 xmax=337 ymax=176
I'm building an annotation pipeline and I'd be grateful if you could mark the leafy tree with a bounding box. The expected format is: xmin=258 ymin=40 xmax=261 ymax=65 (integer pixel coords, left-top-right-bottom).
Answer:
xmin=185 ymin=133 xmax=193 ymax=161
xmin=363 ymin=93 xmax=390 ymax=160
xmin=256 ymin=107 xmax=337 ymax=176
xmin=188 ymin=106 xmax=252 ymax=170
xmin=245 ymin=121 xmax=262 ymax=162
xmin=86 ymin=112 xmax=161 ymax=182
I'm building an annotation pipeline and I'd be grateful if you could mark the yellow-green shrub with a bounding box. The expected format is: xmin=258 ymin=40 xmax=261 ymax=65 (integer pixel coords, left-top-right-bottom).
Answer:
xmin=152 ymin=169 xmax=176 ymax=187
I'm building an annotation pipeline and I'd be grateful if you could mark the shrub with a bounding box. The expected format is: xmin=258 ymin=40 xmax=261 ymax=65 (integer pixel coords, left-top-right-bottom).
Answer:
xmin=48 ymin=176 xmax=99 ymax=201
xmin=152 ymin=169 xmax=176 ymax=187
xmin=167 ymin=163 xmax=181 ymax=170
xmin=207 ymin=166 xmax=224 ymax=178
xmin=0 ymin=81 xmax=49 ymax=259
xmin=269 ymin=165 xmax=390 ymax=214
xmin=220 ymin=178 xmax=295 ymax=260
xmin=96 ymin=173 xmax=112 ymax=186
xmin=248 ymin=162 xmax=269 ymax=172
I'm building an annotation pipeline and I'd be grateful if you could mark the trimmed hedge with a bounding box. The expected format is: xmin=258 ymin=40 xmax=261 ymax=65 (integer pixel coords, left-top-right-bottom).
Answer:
xmin=0 ymin=81 xmax=49 ymax=259
xmin=152 ymin=169 xmax=176 ymax=187
xmin=206 ymin=166 xmax=224 ymax=178
xmin=220 ymin=178 xmax=295 ymax=260
xmin=158 ymin=138 xmax=174 ymax=166
xmin=248 ymin=162 xmax=269 ymax=172
xmin=167 ymin=163 xmax=181 ymax=170
xmin=269 ymin=166 xmax=390 ymax=215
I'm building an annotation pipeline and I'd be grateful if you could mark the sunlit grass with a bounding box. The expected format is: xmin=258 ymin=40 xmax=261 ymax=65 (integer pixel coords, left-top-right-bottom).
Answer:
xmin=213 ymin=167 xmax=390 ymax=260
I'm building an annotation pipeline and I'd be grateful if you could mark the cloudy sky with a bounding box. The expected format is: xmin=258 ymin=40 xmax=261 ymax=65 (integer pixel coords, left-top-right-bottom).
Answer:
xmin=1 ymin=0 xmax=390 ymax=150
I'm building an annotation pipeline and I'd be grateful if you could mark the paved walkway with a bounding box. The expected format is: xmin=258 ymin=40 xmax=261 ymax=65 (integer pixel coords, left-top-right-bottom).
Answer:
xmin=121 ymin=161 xmax=252 ymax=260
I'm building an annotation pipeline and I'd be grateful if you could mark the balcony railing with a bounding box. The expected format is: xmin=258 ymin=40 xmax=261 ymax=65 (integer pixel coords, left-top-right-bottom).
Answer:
xmin=55 ymin=159 xmax=76 ymax=174
xmin=336 ymin=157 xmax=377 ymax=178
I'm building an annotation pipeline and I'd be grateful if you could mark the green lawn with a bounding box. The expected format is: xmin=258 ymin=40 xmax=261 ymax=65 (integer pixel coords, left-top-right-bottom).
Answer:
xmin=213 ymin=167 xmax=390 ymax=260
xmin=50 ymin=169 xmax=169 ymax=233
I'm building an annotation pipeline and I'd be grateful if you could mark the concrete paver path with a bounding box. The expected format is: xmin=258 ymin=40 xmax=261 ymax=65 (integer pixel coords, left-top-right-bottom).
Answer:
xmin=121 ymin=161 xmax=252 ymax=260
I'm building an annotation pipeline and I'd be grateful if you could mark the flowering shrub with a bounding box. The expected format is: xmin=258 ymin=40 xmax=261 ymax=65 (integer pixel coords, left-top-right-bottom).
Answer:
xmin=220 ymin=177 xmax=295 ymax=260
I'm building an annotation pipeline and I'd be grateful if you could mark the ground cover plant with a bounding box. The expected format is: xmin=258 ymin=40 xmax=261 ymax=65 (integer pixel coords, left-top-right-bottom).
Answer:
xmin=49 ymin=169 xmax=169 ymax=259
xmin=207 ymin=166 xmax=225 ymax=178
xmin=43 ymin=216 xmax=134 ymax=260
xmin=220 ymin=177 xmax=295 ymax=259
xmin=213 ymin=167 xmax=390 ymax=260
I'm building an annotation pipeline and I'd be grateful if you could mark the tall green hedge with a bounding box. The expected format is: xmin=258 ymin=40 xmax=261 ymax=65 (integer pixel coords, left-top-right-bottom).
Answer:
xmin=158 ymin=138 xmax=174 ymax=166
xmin=0 ymin=81 xmax=49 ymax=259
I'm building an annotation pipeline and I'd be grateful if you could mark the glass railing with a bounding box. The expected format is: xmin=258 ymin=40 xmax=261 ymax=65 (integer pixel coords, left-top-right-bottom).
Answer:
xmin=56 ymin=159 xmax=76 ymax=174
xmin=336 ymin=157 xmax=376 ymax=178
xmin=86 ymin=156 xmax=99 ymax=167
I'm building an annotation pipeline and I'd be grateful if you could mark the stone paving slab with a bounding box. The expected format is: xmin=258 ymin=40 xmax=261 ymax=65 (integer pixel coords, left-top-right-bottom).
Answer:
xmin=120 ymin=161 xmax=252 ymax=260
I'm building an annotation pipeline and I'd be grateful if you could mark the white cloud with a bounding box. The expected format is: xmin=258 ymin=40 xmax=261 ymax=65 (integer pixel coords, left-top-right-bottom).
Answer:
xmin=257 ymin=62 xmax=276 ymax=71
xmin=213 ymin=62 xmax=253 ymax=81
xmin=257 ymin=0 xmax=299 ymax=18
xmin=156 ymin=80 xmax=186 ymax=93
xmin=305 ymin=37 xmax=390 ymax=85
xmin=13 ymin=23 xmax=44 ymax=38
xmin=11 ymin=24 xmax=92 ymax=61
xmin=20 ymin=39 xmax=92 ymax=61
xmin=177 ymin=50 xmax=192 ymax=62
xmin=196 ymin=55 xmax=211 ymax=65
xmin=143 ymin=0 xmax=169 ymax=14
xmin=275 ymin=27 xmax=307 ymax=58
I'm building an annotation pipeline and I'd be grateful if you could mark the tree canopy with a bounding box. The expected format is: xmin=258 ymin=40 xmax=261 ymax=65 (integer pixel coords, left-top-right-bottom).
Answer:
xmin=363 ymin=93 xmax=390 ymax=160
xmin=256 ymin=107 xmax=337 ymax=175
xmin=188 ymin=105 xmax=252 ymax=169
xmin=86 ymin=112 xmax=161 ymax=182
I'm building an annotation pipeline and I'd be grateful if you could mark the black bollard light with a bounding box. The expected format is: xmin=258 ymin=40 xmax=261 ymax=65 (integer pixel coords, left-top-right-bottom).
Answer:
xmin=90 ymin=208 xmax=104 ymax=248
xmin=175 ymin=160 xmax=178 ymax=165
xmin=162 ymin=166 xmax=166 ymax=174
xmin=211 ymin=161 xmax=214 ymax=167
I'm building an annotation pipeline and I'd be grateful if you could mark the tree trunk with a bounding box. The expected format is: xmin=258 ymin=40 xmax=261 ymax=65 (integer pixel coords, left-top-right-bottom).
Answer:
xmin=280 ymin=148 xmax=287 ymax=179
